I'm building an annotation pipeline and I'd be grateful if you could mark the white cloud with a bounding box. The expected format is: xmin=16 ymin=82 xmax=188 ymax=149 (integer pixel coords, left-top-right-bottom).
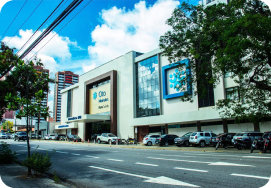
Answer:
xmin=84 ymin=0 xmax=180 ymax=72
xmin=3 ymin=29 xmax=77 ymax=74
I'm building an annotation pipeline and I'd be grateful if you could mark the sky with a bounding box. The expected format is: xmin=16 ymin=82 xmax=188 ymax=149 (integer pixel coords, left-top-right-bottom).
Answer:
xmin=0 ymin=0 xmax=270 ymax=115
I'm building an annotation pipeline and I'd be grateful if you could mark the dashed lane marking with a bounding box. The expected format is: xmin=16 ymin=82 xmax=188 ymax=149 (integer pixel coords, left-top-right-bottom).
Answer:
xmin=108 ymin=159 xmax=123 ymax=162
xmin=231 ymin=173 xmax=270 ymax=180
xmin=86 ymin=155 xmax=99 ymax=158
xmin=174 ymin=167 xmax=208 ymax=173
xmin=135 ymin=162 xmax=158 ymax=167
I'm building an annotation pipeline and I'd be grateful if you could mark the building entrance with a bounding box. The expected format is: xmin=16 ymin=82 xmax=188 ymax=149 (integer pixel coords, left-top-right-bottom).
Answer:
xmin=85 ymin=121 xmax=111 ymax=141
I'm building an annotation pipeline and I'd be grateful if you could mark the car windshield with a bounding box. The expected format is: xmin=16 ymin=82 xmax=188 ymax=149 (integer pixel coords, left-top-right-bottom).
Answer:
xmin=108 ymin=134 xmax=116 ymax=137
xmin=235 ymin=133 xmax=244 ymax=136
xmin=19 ymin=132 xmax=27 ymax=135
xmin=182 ymin=133 xmax=192 ymax=137
xmin=191 ymin=133 xmax=197 ymax=136
xmin=74 ymin=135 xmax=79 ymax=138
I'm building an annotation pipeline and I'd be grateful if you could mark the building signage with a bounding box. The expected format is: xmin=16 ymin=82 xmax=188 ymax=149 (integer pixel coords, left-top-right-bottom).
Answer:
xmin=68 ymin=115 xmax=82 ymax=121
xmin=162 ymin=59 xmax=192 ymax=99
xmin=89 ymin=83 xmax=110 ymax=114
xmin=58 ymin=125 xmax=69 ymax=128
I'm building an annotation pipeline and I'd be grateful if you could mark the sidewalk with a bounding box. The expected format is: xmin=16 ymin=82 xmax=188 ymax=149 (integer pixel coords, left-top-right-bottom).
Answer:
xmin=0 ymin=163 xmax=72 ymax=188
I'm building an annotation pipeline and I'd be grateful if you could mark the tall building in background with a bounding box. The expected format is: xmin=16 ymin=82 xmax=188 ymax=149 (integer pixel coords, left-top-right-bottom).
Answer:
xmin=33 ymin=66 xmax=50 ymax=123
xmin=53 ymin=71 xmax=79 ymax=122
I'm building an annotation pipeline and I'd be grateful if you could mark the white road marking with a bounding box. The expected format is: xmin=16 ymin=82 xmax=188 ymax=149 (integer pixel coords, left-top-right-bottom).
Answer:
xmin=208 ymin=162 xmax=255 ymax=167
xmin=89 ymin=166 xmax=200 ymax=187
xmin=71 ymin=153 xmax=81 ymax=156
xmin=108 ymin=159 xmax=123 ymax=162
xmin=112 ymin=151 xmax=119 ymax=152
xmin=147 ymin=157 xmax=210 ymax=164
xmin=56 ymin=151 xmax=68 ymax=154
xmin=242 ymin=156 xmax=271 ymax=159
xmin=231 ymin=173 xmax=270 ymax=180
xmin=135 ymin=162 xmax=158 ymax=167
xmin=160 ymin=154 xmax=196 ymax=158
xmin=149 ymin=157 xmax=254 ymax=167
xmin=86 ymin=155 xmax=99 ymax=158
xmin=174 ymin=167 xmax=208 ymax=173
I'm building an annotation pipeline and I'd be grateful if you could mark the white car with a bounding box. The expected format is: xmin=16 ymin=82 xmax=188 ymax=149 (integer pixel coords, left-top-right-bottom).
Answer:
xmin=0 ymin=133 xmax=7 ymax=139
xmin=143 ymin=135 xmax=161 ymax=146
xmin=44 ymin=134 xmax=56 ymax=140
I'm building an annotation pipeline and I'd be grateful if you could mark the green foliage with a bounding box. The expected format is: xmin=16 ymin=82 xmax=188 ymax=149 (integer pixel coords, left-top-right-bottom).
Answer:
xmin=0 ymin=141 xmax=17 ymax=164
xmin=159 ymin=0 xmax=271 ymax=124
xmin=22 ymin=147 xmax=54 ymax=175
xmin=53 ymin=171 xmax=61 ymax=183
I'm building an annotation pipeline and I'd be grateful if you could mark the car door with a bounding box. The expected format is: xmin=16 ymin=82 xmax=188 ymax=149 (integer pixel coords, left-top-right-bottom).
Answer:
xmin=204 ymin=132 xmax=211 ymax=144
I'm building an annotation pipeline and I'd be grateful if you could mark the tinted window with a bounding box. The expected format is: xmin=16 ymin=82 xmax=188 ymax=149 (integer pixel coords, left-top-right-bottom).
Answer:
xmin=205 ymin=133 xmax=210 ymax=137
xmin=191 ymin=133 xmax=197 ymax=136
xmin=199 ymin=133 xmax=203 ymax=136
xmin=183 ymin=133 xmax=192 ymax=137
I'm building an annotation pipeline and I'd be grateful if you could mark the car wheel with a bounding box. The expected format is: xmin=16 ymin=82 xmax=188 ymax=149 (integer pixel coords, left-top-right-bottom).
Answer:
xmin=147 ymin=141 xmax=152 ymax=146
xmin=184 ymin=141 xmax=189 ymax=147
xmin=165 ymin=142 xmax=169 ymax=146
xmin=97 ymin=139 xmax=101 ymax=144
xmin=199 ymin=141 xmax=206 ymax=147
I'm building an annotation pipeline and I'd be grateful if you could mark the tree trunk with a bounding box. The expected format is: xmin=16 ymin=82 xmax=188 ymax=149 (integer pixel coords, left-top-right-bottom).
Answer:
xmin=223 ymin=119 xmax=228 ymax=133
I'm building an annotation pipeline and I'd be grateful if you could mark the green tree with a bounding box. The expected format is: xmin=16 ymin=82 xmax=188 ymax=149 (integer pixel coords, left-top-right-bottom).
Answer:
xmin=1 ymin=120 xmax=13 ymax=131
xmin=5 ymin=57 xmax=52 ymax=176
xmin=0 ymin=42 xmax=23 ymax=119
xmin=159 ymin=0 xmax=271 ymax=130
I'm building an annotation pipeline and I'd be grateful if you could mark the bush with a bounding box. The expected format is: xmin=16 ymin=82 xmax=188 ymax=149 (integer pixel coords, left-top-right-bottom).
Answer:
xmin=22 ymin=147 xmax=54 ymax=175
xmin=0 ymin=141 xmax=17 ymax=164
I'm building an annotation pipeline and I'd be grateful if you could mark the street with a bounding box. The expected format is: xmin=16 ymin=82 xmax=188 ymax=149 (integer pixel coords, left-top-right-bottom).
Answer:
xmin=5 ymin=140 xmax=271 ymax=188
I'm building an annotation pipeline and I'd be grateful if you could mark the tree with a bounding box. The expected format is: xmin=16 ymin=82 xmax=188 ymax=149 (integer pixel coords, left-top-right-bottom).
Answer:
xmin=159 ymin=0 xmax=271 ymax=130
xmin=5 ymin=57 xmax=52 ymax=176
xmin=1 ymin=120 xmax=13 ymax=132
xmin=0 ymin=42 xmax=23 ymax=119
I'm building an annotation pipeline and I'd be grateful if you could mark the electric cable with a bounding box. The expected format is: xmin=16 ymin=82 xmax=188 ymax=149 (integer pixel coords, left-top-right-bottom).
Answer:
xmin=16 ymin=0 xmax=65 ymax=55
xmin=6 ymin=0 xmax=43 ymax=45
xmin=1 ymin=0 xmax=27 ymax=41
xmin=19 ymin=0 xmax=83 ymax=59
xmin=29 ymin=0 xmax=93 ymax=61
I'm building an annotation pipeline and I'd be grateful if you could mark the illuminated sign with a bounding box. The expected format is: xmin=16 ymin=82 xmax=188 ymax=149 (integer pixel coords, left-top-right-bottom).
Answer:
xmin=89 ymin=83 xmax=110 ymax=114
xmin=162 ymin=59 xmax=192 ymax=99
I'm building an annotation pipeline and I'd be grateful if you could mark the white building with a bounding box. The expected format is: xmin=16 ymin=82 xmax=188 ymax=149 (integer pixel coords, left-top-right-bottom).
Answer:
xmin=56 ymin=48 xmax=270 ymax=141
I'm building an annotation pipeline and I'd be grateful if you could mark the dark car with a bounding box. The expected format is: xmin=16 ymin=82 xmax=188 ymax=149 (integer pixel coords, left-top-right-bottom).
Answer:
xmin=67 ymin=135 xmax=81 ymax=142
xmin=55 ymin=134 xmax=67 ymax=140
xmin=174 ymin=132 xmax=193 ymax=147
xmin=14 ymin=132 xmax=27 ymax=141
xmin=210 ymin=133 xmax=236 ymax=147
xmin=156 ymin=134 xmax=179 ymax=146
xmin=91 ymin=134 xmax=101 ymax=141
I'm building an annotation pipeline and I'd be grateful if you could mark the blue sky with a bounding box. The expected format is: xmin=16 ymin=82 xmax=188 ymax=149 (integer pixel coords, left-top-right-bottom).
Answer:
xmin=3 ymin=0 xmax=269 ymax=115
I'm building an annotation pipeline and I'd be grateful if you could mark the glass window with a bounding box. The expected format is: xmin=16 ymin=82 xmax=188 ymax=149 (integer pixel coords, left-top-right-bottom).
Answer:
xmin=136 ymin=55 xmax=160 ymax=118
xmin=226 ymin=87 xmax=239 ymax=101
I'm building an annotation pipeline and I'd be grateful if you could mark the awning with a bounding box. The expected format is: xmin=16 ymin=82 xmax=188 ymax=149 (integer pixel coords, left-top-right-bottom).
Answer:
xmin=65 ymin=114 xmax=110 ymax=123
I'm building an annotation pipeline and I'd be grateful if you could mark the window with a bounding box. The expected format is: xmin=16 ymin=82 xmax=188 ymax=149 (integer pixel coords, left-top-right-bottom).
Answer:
xmin=226 ymin=87 xmax=239 ymax=101
xmin=224 ymin=72 xmax=234 ymax=78
xmin=136 ymin=55 xmax=160 ymax=118
xmin=205 ymin=133 xmax=210 ymax=137
xmin=67 ymin=90 xmax=72 ymax=117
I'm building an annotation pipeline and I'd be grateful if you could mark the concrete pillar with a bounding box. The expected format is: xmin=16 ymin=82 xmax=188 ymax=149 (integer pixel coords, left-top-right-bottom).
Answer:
xmin=165 ymin=124 xmax=168 ymax=134
xmin=197 ymin=121 xmax=201 ymax=131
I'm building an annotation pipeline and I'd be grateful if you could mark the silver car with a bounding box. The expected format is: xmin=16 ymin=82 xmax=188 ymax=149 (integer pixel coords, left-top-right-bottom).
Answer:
xmin=143 ymin=134 xmax=161 ymax=146
xmin=232 ymin=131 xmax=262 ymax=143
xmin=189 ymin=131 xmax=216 ymax=147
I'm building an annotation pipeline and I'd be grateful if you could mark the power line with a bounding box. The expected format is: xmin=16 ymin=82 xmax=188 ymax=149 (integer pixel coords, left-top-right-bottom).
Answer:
xmin=16 ymin=0 xmax=65 ymax=55
xmin=6 ymin=0 xmax=43 ymax=45
xmin=19 ymin=0 xmax=84 ymax=60
xmin=29 ymin=0 xmax=93 ymax=61
xmin=1 ymin=0 xmax=28 ymax=41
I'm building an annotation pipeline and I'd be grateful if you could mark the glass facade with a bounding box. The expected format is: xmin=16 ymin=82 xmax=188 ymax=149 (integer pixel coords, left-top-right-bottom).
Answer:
xmin=136 ymin=55 xmax=160 ymax=118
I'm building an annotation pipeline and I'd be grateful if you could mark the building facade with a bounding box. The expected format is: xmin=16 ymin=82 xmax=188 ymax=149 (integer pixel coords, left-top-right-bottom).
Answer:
xmin=57 ymin=48 xmax=270 ymax=141
xmin=53 ymin=71 xmax=79 ymax=122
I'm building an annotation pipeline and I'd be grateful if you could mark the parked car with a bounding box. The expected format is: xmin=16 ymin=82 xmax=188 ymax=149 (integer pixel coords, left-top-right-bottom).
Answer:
xmin=156 ymin=134 xmax=179 ymax=146
xmin=55 ymin=134 xmax=67 ymax=140
xmin=91 ymin=134 xmax=101 ymax=141
xmin=174 ymin=132 xmax=193 ymax=147
xmin=189 ymin=131 xmax=217 ymax=147
xmin=0 ymin=133 xmax=7 ymax=139
xmin=96 ymin=133 xmax=121 ymax=144
xmin=67 ymin=135 xmax=82 ymax=142
xmin=10 ymin=133 xmax=16 ymax=139
xmin=210 ymin=133 xmax=236 ymax=147
xmin=30 ymin=134 xmax=36 ymax=139
xmin=232 ymin=131 xmax=263 ymax=144
xmin=44 ymin=134 xmax=56 ymax=140
xmin=14 ymin=132 xmax=27 ymax=141
xmin=143 ymin=134 xmax=161 ymax=146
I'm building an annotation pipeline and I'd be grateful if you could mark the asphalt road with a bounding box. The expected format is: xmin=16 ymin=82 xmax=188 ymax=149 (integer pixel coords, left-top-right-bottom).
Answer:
xmin=4 ymin=139 xmax=271 ymax=188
